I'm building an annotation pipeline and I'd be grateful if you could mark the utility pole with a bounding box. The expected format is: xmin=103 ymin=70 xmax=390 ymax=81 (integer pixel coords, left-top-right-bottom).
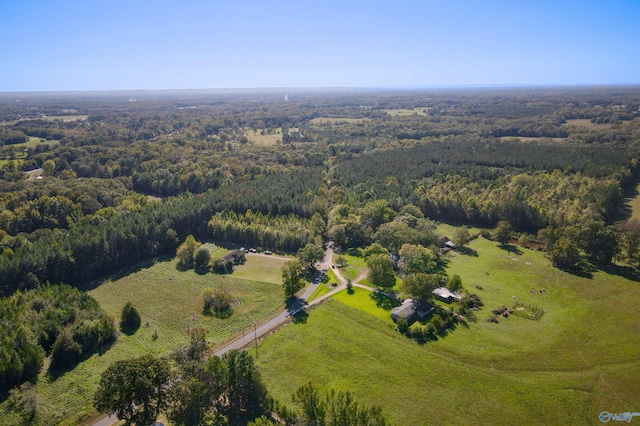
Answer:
xmin=253 ymin=320 xmax=258 ymax=359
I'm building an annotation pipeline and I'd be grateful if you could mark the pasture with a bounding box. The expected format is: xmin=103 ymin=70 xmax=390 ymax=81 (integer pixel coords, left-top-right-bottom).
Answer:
xmin=309 ymin=117 xmax=369 ymax=124
xmin=383 ymin=107 xmax=430 ymax=116
xmin=0 ymin=255 xmax=285 ymax=425
xmin=257 ymin=230 xmax=640 ymax=425
xmin=565 ymin=118 xmax=612 ymax=128
xmin=23 ymin=136 xmax=61 ymax=147
xmin=42 ymin=114 xmax=88 ymax=122
xmin=244 ymin=128 xmax=284 ymax=146
xmin=233 ymin=253 xmax=292 ymax=284
xmin=499 ymin=136 xmax=566 ymax=143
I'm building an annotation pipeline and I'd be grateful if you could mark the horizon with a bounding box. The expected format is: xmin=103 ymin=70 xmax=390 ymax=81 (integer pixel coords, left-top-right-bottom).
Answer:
xmin=3 ymin=83 xmax=640 ymax=97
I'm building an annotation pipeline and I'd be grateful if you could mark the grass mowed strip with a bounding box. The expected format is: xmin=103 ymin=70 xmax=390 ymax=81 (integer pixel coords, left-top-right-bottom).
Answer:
xmin=0 ymin=257 xmax=284 ymax=425
xmin=258 ymin=229 xmax=640 ymax=425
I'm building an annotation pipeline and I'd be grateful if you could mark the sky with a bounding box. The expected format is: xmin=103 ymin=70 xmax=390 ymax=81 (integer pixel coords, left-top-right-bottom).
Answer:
xmin=1 ymin=0 xmax=639 ymax=91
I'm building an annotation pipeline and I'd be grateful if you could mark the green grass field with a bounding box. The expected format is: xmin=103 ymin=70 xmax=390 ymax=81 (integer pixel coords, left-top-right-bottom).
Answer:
xmin=257 ymin=232 xmax=640 ymax=425
xmin=333 ymin=252 xmax=368 ymax=282
xmin=0 ymin=255 xmax=285 ymax=425
xmin=233 ymin=253 xmax=291 ymax=284
xmin=23 ymin=136 xmax=61 ymax=147
xmin=309 ymin=117 xmax=369 ymax=125
xmin=499 ymin=136 xmax=567 ymax=143
xmin=628 ymin=183 xmax=640 ymax=221
xmin=244 ymin=128 xmax=284 ymax=146
xmin=383 ymin=107 xmax=430 ymax=116
xmin=42 ymin=115 xmax=88 ymax=122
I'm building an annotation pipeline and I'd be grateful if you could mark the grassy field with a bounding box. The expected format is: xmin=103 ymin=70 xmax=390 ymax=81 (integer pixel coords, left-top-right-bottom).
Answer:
xmin=244 ymin=128 xmax=284 ymax=146
xmin=0 ymin=255 xmax=285 ymax=425
xmin=332 ymin=252 xmax=368 ymax=282
xmin=627 ymin=183 xmax=640 ymax=221
xmin=42 ymin=115 xmax=88 ymax=122
xmin=499 ymin=136 xmax=567 ymax=143
xmin=232 ymin=253 xmax=292 ymax=284
xmin=307 ymin=268 xmax=340 ymax=302
xmin=383 ymin=107 xmax=430 ymax=116
xmin=309 ymin=117 xmax=369 ymax=124
xmin=565 ymin=118 xmax=612 ymax=129
xmin=23 ymin=136 xmax=61 ymax=147
xmin=257 ymin=230 xmax=640 ymax=425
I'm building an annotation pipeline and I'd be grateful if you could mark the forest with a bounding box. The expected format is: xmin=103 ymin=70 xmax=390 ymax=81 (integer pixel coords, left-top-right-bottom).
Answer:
xmin=1 ymin=86 xmax=640 ymax=423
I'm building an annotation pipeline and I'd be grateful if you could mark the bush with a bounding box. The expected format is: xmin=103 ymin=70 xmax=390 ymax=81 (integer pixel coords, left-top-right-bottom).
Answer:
xmin=212 ymin=259 xmax=234 ymax=274
xmin=50 ymin=329 xmax=82 ymax=370
xmin=411 ymin=325 xmax=428 ymax=341
xmin=202 ymin=286 xmax=234 ymax=318
xmin=120 ymin=302 xmax=141 ymax=333
xmin=396 ymin=318 xmax=409 ymax=334
xmin=194 ymin=247 xmax=212 ymax=269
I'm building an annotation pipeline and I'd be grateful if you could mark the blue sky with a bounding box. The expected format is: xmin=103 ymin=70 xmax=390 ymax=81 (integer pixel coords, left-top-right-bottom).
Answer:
xmin=1 ymin=0 xmax=639 ymax=91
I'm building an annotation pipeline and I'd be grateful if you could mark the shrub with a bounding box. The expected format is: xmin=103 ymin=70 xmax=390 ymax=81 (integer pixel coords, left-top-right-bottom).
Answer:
xmin=120 ymin=302 xmax=141 ymax=333
xmin=50 ymin=329 xmax=82 ymax=370
xmin=396 ymin=318 xmax=409 ymax=334
xmin=194 ymin=247 xmax=211 ymax=269
xmin=212 ymin=259 xmax=234 ymax=274
xmin=202 ymin=286 xmax=234 ymax=318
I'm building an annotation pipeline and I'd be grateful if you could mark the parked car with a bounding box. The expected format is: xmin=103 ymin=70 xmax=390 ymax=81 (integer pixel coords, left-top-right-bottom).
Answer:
xmin=264 ymin=250 xmax=272 ymax=255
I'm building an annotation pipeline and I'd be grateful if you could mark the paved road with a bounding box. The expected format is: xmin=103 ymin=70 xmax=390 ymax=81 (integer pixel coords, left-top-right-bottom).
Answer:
xmin=93 ymin=243 xmax=359 ymax=426
xmin=215 ymin=244 xmax=341 ymax=356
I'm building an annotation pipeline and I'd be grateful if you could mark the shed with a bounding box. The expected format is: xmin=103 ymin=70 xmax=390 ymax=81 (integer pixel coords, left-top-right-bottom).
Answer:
xmin=433 ymin=287 xmax=463 ymax=303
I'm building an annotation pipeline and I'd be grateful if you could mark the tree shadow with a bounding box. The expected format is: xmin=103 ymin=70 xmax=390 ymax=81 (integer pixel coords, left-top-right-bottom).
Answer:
xmin=557 ymin=265 xmax=594 ymax=279
xmin=286 ymin=296 xmax=307 ymax=315
xmin=194 ymin=266 xmax=210 ymax=275
xmin=456 ymin=246 xmax=478 ymax=257
xmin=46 ymin=339 xmax=116 ymax=381
xmin=369 ymin=291 xmax=400 ymax=311
xmin=499 ymin=244 xmax=523 ymax=255
xmin=416 ymin=333 xmax=439 ymax=346
xmin=120 ymin=322 xmax=140 ymax=336
xmin=291 ymin=310 xmax=309 ymax=324
xmin=78 ymin=256 xmax=164 ymax=292
xmin=602 ymin=263 xmax=640 ymax=282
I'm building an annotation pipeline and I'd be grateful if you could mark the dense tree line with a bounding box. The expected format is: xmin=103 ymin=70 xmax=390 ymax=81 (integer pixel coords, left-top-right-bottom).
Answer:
xmin=0 ymin=168 xmax=324 ymax=295
xmin=209 ymin=210 xmax=323 ymax=252
xmin=0 ymin=284 xmax=116 ymax=393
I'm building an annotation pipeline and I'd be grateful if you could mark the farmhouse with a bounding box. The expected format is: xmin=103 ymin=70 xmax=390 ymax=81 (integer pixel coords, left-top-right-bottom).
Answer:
xmin=433 ymin=287 xmax=463 ymax=303
xmin=391 ymin=299 xmax=417 ymax=322
xmin=391 ymin=299 xmax=435 ymax=323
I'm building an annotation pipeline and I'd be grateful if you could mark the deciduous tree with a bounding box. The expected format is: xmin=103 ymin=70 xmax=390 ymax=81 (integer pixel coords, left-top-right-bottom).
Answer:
xmin=282 ymin=260 xmax=305 ymax=299
xmin=94 ymin=355 xmax=171 ymax=426
xmin=366 ymin=254 xmax=395 ymax=289
xmin=177 ymin=235 xmax=202 ymax=268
